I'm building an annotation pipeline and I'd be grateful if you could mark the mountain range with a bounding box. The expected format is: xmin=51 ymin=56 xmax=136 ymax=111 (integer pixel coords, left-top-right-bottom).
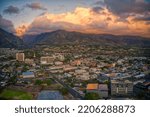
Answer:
xmin=0 ymin=28 xmax=24 ymax=48
xmin=24 ymin=30 xmax=150 ymax=47
xmin=0 ymin=28 xmax=150 ymax=48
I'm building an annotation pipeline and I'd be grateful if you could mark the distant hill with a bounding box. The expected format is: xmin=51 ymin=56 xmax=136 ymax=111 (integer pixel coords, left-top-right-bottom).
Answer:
xmin=23 ymin=30 xmax=150 ymax=46
xmin=22 ymin=34 xmax=37 ymax=44
xmin=0 ymin=28 xmax=24 ymax=48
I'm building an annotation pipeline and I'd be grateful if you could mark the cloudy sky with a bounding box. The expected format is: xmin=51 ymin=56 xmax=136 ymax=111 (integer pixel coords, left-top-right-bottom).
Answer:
xmin=0 ymin=0 xmax=150 ymax=37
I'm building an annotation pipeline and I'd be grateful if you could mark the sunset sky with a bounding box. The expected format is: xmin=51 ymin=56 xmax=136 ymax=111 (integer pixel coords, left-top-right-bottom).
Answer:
xmin=0 ymin=0 xmax=150 ymax=37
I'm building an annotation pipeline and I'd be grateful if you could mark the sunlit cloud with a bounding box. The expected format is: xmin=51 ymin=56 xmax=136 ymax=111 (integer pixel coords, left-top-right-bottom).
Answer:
xmin=14 ymin=5 xmax=150 ymax=37
xmin=15 ymin=24 xmax=28 ymax=37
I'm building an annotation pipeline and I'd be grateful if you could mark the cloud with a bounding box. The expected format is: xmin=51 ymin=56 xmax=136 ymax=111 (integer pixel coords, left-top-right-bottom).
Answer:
xmin=134 ymin=15 xmax=150 ymax=21
xmin=25 ymin=2 xmax=47 ymax=10
xmin=0 ymin=14 xmax=15 ymax=33
xmin=93 ymin=0 xmax=105 ymax=6
xmin=104 ymin=0 xmax=150 ymax=16
xmin=17 ymin=7 xmax=150 ymax=37
xmin=92 ymin=6 xmax=104 ymax=13
xmin=24 ymin=7 xmax=94 ymax=35
xmin=15 ymin=24 xmax=28 ymax=37
xmin=3 ymin=5 xmax=20 ymax=14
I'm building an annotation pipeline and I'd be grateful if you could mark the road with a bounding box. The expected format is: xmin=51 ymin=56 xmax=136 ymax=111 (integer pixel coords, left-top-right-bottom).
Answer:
xmin=53 ymin=77 xmax=84 ymax=99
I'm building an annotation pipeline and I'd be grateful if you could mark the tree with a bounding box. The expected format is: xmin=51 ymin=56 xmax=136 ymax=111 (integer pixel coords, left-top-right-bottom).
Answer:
xmin=34 ymin=80 xmax=43 ymax=85
xmin=104 ymin=80 xmax=110 ymax=85
xmin=44 ymin=79 xmax=52 ymax=85
xmin=84 ymin=92 xmax=100 ymax=100
xmin=9 ymin=75 xmax=17 ymax=84
xmin=59 ymin=88 xmax=68 ymax=95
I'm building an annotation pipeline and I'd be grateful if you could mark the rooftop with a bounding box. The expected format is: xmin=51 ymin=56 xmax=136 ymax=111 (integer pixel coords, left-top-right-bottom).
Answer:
xmin=22 ymin=71 xmax=34 ymax=76
xmin=98 ymin=84 xmax=108 ymax=90
xmin=86 ymin=83 xmax=98 ymax=90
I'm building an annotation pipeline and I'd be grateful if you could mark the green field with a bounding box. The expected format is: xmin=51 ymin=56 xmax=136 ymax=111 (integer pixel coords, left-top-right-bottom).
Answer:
xmin=0 ymin=89 xmax=33 ymax=100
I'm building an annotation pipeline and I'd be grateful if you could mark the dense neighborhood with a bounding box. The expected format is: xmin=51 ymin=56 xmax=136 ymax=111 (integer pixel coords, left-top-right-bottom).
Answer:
xmin=0 ymin=45 xmax=150 ymax=100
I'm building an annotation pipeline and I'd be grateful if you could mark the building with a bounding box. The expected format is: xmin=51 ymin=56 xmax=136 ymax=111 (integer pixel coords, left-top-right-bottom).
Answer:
xmin=71 ymin=59 xmax=82 ymax=66
xmin=98 ymin=84 xmax=108 ymax=98
xmin=40 ymin=56 xmax=54 ymax=65
xmin=63 ymin=65 xmax=77 ymax=72
xmin=16 ymin=53 xmax=25 ymax=62
xmin=86 ymin=83 xmax=108 ymax=98
xmin=53 ymin=53 xmax=65 ymax=61
xmin=77 ymin=73 xmax=90 ymax=81
xmin=54 ymin=61 xmax=63 ymax=66
xmin=22 ymin=71 xmax=35 ymax=78
xmin=97 ymin=74 xmax=109 ymax=83
xmin=48 ymin=66 xmax=63 ymax=73
xmin=111 ymin=80 xmax=133 ymax=96
xmin=25 ymin=58 xmax=34 ymax=65
xmin=75 ymin=69 xmax=90 ymax=80
xmin=86 ymin=83 xmax=99 ymax=93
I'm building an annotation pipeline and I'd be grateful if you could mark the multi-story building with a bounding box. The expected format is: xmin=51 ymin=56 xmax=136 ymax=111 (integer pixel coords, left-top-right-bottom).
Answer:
xmin=40 ymin=56 xmax=54 ymax=65
xmin=111 ymin=80 xmax=133 ymax=96
xmin=16 ymin=53 xmax=25 ymax=62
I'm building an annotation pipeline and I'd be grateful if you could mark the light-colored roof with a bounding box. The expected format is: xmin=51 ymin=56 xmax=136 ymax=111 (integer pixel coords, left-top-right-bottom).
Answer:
xmin=86 ymin=83 xmax=98 ymax=90
xmin=99 ymin=84 xmax=108 ymax=90
xmin=22 ymin=71 xmax=34 ymax=76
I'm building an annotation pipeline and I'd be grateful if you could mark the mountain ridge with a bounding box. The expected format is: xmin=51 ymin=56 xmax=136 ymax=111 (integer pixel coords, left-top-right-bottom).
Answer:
xmin=1 ymin=28 xmax=150 ymax=48
xmin=0 ymin=28 xmax=24 ymax=48
xmin=23 ymin=30 xmax=150 ymax=47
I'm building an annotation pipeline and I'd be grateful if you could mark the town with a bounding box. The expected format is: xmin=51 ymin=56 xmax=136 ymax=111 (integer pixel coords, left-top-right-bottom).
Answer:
xmin=0 ymin=45 xmax=150 ymax=100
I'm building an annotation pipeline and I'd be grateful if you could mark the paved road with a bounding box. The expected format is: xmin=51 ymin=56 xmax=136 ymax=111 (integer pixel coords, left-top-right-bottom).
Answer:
xmin=54 ymin=77 xmax=84 ymax=99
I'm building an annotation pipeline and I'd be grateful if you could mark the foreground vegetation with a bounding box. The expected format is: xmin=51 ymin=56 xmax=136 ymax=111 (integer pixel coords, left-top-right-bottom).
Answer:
xmin=0 ymin=89 xmax=33 ymax=100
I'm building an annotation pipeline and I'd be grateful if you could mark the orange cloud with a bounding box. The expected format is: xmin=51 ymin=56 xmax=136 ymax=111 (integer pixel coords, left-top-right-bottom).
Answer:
xmin=18 ymin=7 xmax=150 ymax=37
xmin=15 ymin=24 xmax=28 ymax=37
